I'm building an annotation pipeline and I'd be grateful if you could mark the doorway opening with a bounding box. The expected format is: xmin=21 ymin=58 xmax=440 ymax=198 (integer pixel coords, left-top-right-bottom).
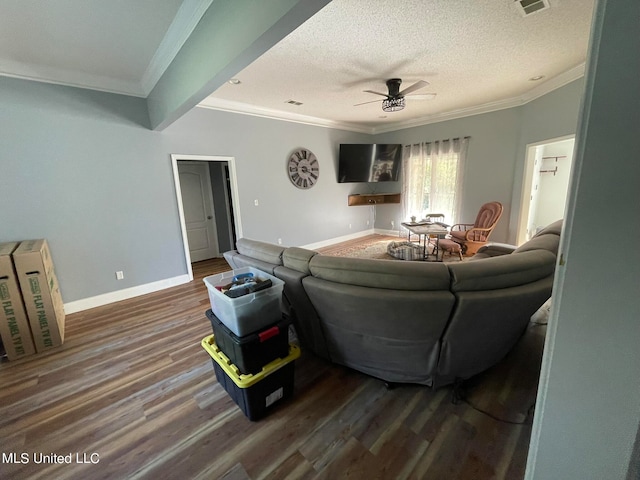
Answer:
xmin=171 ymin=154 xmax=242 ymax=280
xmin=516 ymin=135 xmax=575 ymax=245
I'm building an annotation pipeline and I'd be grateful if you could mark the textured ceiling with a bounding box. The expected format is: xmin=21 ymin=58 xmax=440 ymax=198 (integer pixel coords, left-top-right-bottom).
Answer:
xmin=0 ymin=0 xmax=595 ymax=133
xmin=201 ymin=0 xmax=596 ymax=133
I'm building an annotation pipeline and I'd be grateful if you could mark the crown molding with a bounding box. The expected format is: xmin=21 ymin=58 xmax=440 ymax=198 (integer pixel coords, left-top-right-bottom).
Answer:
xmin=197 ymin=97 xmax=374 ymax=134
xmin=520 ymin=63 xmax=586 ymax=103
xmin=140 ymin=0 xmax=213 ymax=95
xmin=0 ymin=0 xmax=212 ymax=98
xmin=0 ymin=60 xmax=145 ymax=97
xmin=371 ymin=97 xmax=525 ymax=134
xmin=197 ymin=64 xmax=586 ymax=135
xmin=372 ymin=63 xmax=586 ymax=134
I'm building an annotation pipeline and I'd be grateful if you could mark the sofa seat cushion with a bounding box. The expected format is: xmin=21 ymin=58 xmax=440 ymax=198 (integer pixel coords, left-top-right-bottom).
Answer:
xmin=236 ymin=238 xmax=284 ymax=266
xmin=309 ymin=255 xmax=450 ymax=290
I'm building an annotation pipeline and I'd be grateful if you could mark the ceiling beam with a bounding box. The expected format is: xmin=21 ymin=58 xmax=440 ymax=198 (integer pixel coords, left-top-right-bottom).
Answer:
xmin=147 ymin=0 xmax=332 ymax=131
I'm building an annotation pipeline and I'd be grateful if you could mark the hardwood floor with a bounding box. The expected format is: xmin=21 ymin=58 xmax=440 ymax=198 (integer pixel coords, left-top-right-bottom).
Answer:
xmin=0 ymin=256 xmax=544 ymax=479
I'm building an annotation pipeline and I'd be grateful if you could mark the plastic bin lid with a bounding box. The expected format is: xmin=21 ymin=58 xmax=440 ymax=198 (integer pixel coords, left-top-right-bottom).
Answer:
xmin=201 ymin=334 xmax=300 ymax=388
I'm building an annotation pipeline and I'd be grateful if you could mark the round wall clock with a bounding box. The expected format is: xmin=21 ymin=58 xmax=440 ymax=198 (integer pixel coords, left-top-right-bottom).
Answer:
xmin=287 ymin=148 xmax=319 ymax=189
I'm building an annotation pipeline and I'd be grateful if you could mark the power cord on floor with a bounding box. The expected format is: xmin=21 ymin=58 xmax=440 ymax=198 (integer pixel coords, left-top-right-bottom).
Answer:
xmin=461 ymin=397 xmax=535 ymax=425
xmin=452 ymin=380 xmax=535 ymax=425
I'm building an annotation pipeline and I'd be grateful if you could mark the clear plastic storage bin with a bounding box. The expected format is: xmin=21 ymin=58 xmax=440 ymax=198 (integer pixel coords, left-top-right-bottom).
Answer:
xmin=203 ymin=267 xmax=284 ymax=336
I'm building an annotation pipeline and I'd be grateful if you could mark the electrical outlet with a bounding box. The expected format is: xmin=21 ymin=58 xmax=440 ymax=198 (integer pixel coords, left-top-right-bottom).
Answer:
xmin=366 ymin=220 xmax=370 ymax=225
xmin=391 ymin=221 xmax=395 ymax=229
xmin=116 ymin=271 xmax=124 ymax=280
xmin=254 ymin=199 xmax=259 ymax=206
xmin=349 ymin=223 xmax=352 ymax=229
xmin=277 ymin=238 xmax=282 ymax=245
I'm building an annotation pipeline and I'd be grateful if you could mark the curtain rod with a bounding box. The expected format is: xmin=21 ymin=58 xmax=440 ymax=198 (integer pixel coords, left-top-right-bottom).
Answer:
xmin=405 ymin=136 xmax=471 ymax=148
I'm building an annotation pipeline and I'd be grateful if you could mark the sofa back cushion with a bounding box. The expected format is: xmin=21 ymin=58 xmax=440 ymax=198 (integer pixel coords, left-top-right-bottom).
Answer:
xmin=236 ymin=238 xmax=284 ymax=266
xmin=448 ymin=250 xmax=556 ymax=292
xmin=282 ymin=247 xmax=317 ymax=274
xmin=302 ymin=276 xmax=455 ymax=385
xmin=309 ymin=255 xmax=451 ymax=290
xmin=436 ymin=248 xmax=557 ymax=384
xmin=512 ymin=219 xmax=562 ymax=255
xmin=273 ymin=264 xmax=330 ymax=360
xmin=437 ymin=275 xmax=553 ymax=382
xmin=531 ymin=219 xmax=563 ymax=238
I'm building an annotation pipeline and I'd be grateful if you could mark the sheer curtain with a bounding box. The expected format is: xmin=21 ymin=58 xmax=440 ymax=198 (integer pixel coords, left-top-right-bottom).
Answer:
xmin=402 ymin=137 xmax=469 ymax=223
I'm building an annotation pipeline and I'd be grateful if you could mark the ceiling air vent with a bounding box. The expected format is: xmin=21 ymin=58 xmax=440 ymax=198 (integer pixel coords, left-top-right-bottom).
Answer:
xmin=515 ymin=0 xmax=550 ymax=16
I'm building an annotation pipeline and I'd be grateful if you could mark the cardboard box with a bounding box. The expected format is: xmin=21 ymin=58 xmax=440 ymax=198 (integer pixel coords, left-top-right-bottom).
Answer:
xmin=0 ymin=242 xmax=36 ymax=360
xmin=13 ymin=239 xmax=65 ymax=352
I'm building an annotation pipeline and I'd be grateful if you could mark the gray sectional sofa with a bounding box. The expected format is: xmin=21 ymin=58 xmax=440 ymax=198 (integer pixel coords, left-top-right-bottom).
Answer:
xmin=223 ymin=220 xmax=562 ymax=388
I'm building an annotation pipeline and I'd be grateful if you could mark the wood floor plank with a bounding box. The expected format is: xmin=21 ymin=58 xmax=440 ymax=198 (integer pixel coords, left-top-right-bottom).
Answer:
xmin=0 ymin=256 xmax=543 ymax=480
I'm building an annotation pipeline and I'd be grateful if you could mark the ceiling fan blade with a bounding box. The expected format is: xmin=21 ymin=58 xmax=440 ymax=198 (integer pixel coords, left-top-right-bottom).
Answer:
xmin=406 ymin=93 xmax=437 ymax=100
xmin=362 ymin=89 xmax=389 ymax=97
xmin=398 ymin=80 xmax=429 ymax=96
xmin=354 ymin=99 xmax=383 ymax=106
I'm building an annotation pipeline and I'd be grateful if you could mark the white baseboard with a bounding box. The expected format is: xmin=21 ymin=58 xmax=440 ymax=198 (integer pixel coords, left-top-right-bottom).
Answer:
xmin=374 ymin=228 xmax=403 ymax=237
xmin=302 ymin=229 xmax=375 ymax=250
xmin=63 ymin=274 xmax=192 ymax=314
xmin=301 ymin=228 xmax=405 ymax=250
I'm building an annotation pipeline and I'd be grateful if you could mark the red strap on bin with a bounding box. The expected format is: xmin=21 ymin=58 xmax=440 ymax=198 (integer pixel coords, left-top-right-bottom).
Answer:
xmin=258 ymin=326 xmax=280 ymax=342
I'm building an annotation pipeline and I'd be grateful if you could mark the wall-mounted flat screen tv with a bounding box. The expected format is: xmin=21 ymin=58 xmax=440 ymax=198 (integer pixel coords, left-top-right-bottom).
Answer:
xmin=338 ymin=144 xmax=402 ymax=183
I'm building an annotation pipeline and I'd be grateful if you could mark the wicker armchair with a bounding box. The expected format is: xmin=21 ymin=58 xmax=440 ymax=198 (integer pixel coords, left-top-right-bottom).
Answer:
xmin=449 ymin=202 xmax=503 ymax=256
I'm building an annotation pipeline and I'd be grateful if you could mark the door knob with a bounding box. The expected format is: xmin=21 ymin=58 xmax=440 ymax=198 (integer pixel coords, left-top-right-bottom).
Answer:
xmin=207 ymin=216 xmax=213 ymax=219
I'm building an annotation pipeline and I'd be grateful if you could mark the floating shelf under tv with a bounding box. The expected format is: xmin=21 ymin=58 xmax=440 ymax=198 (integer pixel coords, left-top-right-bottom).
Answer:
xmin=347 ymin=193 xmax=401 ymax=206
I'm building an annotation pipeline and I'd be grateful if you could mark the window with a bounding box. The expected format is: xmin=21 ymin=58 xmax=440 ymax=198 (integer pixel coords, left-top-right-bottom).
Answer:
xmin=402 ymin=137 xmax=469 ymax=223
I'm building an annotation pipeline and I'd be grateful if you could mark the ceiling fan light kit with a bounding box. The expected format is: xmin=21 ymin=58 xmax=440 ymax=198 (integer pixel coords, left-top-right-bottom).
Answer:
xmin=357 ymin=78 xmax=431 ymax=113
xmin=382 ymin=96 xmax=405 ymax=112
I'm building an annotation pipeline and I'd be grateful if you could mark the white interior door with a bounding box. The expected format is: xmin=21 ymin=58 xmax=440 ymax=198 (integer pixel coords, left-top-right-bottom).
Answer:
xmin=178 ymin=162 xmax=220 ymax=262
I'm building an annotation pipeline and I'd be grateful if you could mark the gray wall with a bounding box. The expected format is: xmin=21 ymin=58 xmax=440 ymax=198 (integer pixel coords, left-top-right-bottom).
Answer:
xmin=0 ymin=69 xmax=585 ymax=306
xmin=510 ymin=78 xmax=585 ymax=241
xmin=163 ymin=107 xmax=374 ymax=247
xmin=0 ymin=78 xmax=184 ymax=303
xmin=526 ymin=0 xmax=640 ymax=478
xmin=375 ymin=79 xmax=585 ymax=244
xmin=0 ymin=76 xmax=371 ymax=303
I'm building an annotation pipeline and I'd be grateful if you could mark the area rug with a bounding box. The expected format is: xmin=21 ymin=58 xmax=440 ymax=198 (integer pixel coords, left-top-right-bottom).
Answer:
xmin=318 ymin=234 xmax=464 ymax=263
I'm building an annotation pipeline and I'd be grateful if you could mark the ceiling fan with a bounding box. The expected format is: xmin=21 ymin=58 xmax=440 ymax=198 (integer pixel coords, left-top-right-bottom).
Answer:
xmin=354 ymin=78 xmax=435 ymax=112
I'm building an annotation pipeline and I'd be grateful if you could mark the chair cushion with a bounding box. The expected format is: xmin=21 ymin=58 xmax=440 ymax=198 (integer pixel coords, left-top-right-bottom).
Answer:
xmin=449 ymin=230 xmax=467 ymax=242
xmin=474 ymin=201 xmax=503 ymax=229
xmin=439 ymin=239 xmax=461 ymax=252
xmin=450 ymin=229 xmax=487 ymax=243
